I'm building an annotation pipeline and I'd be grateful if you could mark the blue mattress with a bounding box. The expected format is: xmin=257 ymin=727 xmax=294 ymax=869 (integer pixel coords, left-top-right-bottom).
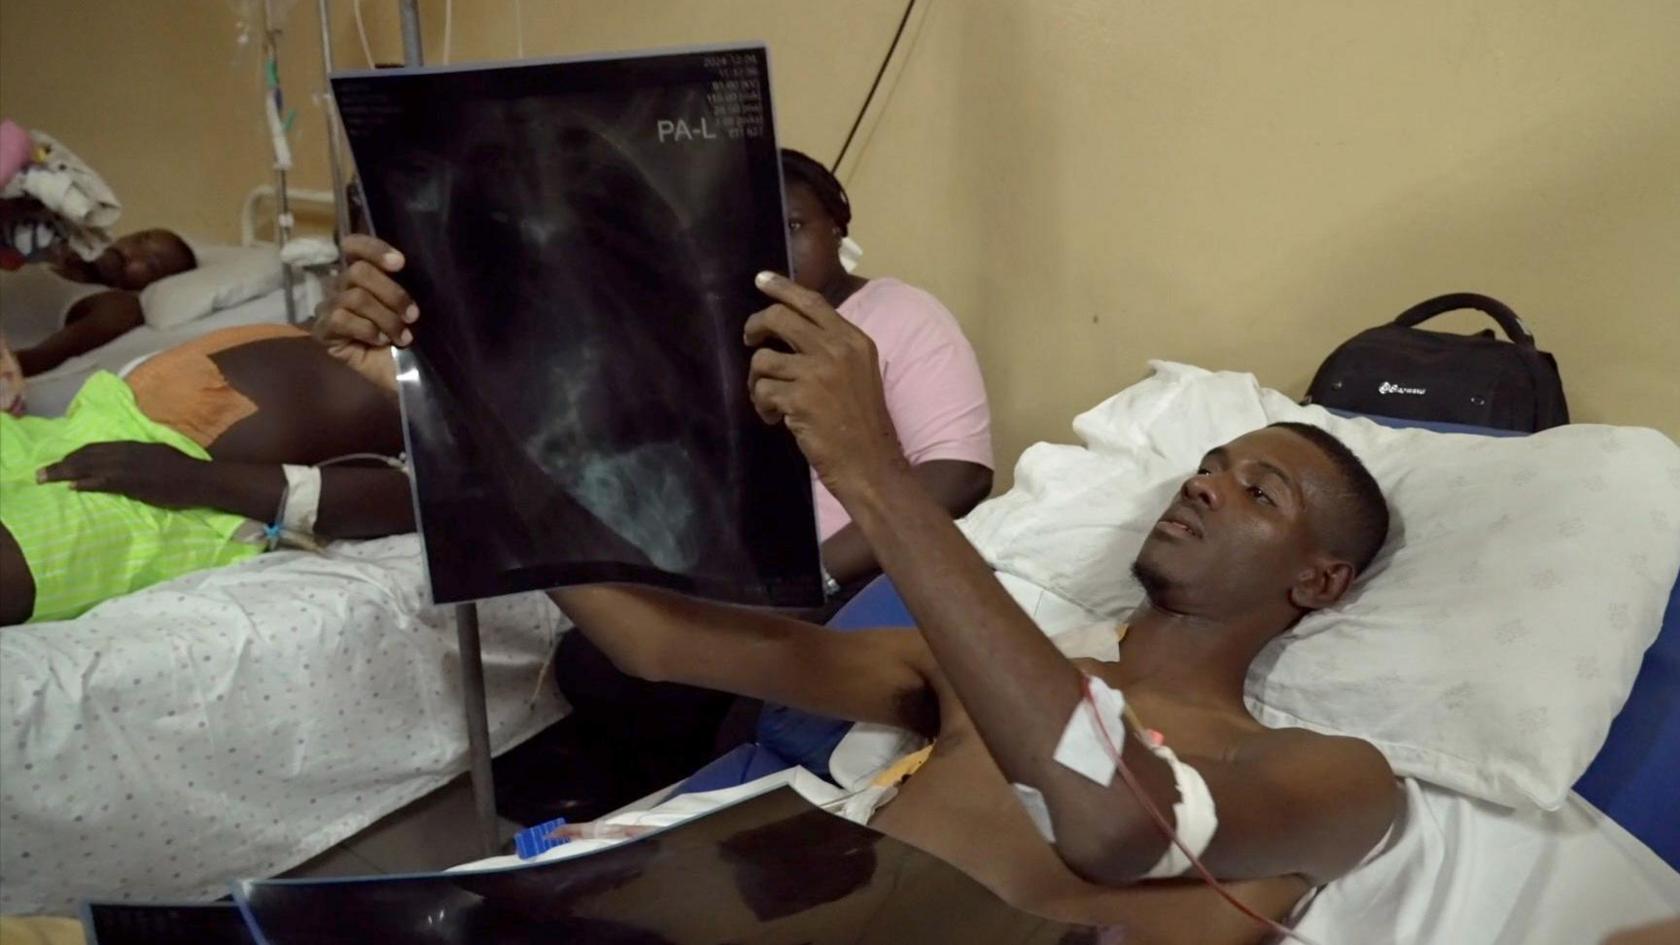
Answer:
xmin=683 ymin=412 xmax=1680 ymax=869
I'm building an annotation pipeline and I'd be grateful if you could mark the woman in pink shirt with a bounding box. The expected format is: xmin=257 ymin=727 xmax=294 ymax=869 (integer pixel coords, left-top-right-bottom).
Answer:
xmin=779 ymin=149 xmax=993 ymax=592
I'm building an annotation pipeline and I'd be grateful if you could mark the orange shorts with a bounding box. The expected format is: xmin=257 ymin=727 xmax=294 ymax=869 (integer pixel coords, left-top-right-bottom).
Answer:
xmin=125 ymin=324 xmax=309 ymax=448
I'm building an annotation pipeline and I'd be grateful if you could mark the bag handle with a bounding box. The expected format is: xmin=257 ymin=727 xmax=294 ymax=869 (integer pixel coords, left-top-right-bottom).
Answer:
xmin=1393 ymin=292 xmax=1535 ymax=348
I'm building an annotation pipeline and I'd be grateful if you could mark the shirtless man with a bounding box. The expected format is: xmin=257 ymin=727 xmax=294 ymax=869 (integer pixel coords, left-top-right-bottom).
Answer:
xmin=318 ymin=251 xmax=1400 ymax=940
xmin=2 ymin=228 xmax=198 ymax=377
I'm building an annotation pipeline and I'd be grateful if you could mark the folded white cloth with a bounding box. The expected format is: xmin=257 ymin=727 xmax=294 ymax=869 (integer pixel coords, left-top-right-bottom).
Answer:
xmin=0 ymin=131 xmax=120 ymax=261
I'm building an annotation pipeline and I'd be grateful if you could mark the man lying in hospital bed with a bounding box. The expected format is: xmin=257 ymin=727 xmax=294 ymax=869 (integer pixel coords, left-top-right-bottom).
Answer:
xmin=0 ymin=123 xmax=204 ymax=388
xmin=548 ymin=422 xmax=1396 ymax=944
xmin=303 ymin=254 xmax=1417 ymax=940
xmin=0 ymin=228 xmax=199 ymax=379
xmin=493 ymin=343 xmax=1678 ymax=942
xmin=2 ymin=123 xmax=312 ymax=423
xmin=295 ymin=230 xmax=1680 ymax=939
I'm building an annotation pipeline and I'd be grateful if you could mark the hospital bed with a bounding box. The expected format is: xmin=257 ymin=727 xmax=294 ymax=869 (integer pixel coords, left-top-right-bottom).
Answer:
xmin=0 ymin=536 xmax=567 ymax=915
xmin=0 ymin=184 xmax=541 ymax=914
xmin=602 ymin=410 xmax=1680 ymax=944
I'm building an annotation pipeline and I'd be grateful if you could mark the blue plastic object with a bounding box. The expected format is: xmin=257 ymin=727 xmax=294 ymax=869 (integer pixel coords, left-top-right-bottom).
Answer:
xmin=513 ymin=816 xmax=570 ymax=859
xmin=753 ymin=579 xmax=915 ymax=778
xmin=676 ymin=578 xmax=914 ymax=794
xmin=1574 ymin=584 xmax=1679 ymax=865
xmin=1327 ymin=409 xmax=1526 ymax=438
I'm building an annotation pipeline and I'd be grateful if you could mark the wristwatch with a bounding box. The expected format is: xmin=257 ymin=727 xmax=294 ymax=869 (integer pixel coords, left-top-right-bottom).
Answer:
xmin=821 ymin=566 xmax=842 ymax=597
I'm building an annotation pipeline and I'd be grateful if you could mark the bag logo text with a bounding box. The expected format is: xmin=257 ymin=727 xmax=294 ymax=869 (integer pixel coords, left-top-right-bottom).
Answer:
xmin=1378 ymin=381 xmax=1427 ymax=396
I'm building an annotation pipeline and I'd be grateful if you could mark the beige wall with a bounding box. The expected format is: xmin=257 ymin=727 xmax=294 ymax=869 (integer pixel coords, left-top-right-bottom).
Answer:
xmin=0 ymin=0 xmax=333 ymax=241
xmin=4 ymin=0 xmax=1675 ymax=466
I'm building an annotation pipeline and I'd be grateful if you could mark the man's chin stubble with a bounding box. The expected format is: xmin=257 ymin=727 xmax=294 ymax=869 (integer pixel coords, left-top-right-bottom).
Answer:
xmin=1131 ymin=557 xmax=1171 ymax=605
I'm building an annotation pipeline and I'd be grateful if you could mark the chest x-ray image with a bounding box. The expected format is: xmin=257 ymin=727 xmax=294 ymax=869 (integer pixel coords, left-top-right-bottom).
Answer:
xmin=332 ymin=46 xmax=821 ymax=607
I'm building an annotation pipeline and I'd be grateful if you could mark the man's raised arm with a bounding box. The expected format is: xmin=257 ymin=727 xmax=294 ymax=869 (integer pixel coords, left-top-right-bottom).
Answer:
xmin=550 ymin=584 xmax=941 ymax=739
xmin=742 ymin=272 xmax=1395 ymax=886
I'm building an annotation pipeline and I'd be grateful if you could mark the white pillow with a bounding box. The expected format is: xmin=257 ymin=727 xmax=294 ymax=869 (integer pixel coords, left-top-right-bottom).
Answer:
xmin=138 ymin=243 xmax=283 ymax=329
xmin=959 ymin=361 xmax=1680 ymax=810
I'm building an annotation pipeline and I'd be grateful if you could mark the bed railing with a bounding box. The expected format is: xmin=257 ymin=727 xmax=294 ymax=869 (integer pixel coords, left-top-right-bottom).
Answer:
xmin=240 ymin=185 xmax=337 ymax=248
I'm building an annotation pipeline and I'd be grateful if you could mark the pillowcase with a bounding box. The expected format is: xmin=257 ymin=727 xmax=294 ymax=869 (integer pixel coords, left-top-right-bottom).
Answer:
xmin=139 ymin=243 xmax=283 ymax=330
xmin=958 ymin=361 xmax=1680 ymax=809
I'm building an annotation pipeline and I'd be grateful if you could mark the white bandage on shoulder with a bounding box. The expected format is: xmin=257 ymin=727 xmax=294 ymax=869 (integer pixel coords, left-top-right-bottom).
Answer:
xmin=1043 ymin=674 xmax=1220 ymax=878
xmin=279 ymin=464 xmax=323 ymax=536
xmin=1138 ymin=740 xmax=1218 ymax=878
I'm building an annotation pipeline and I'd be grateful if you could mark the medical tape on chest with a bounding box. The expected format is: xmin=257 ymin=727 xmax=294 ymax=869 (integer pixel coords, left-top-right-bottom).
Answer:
xmin=1013 ymin=674 xmax=1219 ymax=878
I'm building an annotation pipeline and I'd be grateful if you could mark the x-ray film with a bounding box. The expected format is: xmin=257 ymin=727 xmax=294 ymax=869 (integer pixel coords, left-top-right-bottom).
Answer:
xmin=232 ymin=788 xmax=1101 ymax=944
xmin=332 ymin=45 xmax=822 ymax=607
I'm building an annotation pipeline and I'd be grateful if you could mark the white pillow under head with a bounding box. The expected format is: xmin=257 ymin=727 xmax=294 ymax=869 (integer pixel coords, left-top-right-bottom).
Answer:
xmin=958 ymin=361 xmax=1680 ymax=810
xmin=138 ymin=242 xmax=283 ymax=330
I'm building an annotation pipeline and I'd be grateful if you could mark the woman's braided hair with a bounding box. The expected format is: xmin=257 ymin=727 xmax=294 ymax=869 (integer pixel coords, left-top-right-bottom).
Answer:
xmin=780 ymin=148 xmax=853 ymax=236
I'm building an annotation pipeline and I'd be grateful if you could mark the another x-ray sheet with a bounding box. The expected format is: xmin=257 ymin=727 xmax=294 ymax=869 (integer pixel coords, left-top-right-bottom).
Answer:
xmin=332 ymin=45 xmax=822 ymax=607
xmin=231 ymin=789 xmax=1099 ymax=944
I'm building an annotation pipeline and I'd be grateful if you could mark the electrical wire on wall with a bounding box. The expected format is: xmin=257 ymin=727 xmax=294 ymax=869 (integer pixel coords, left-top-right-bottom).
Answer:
xmin=441 ymin=0 xmax=453 ymax=64
xmin=351 ymin=0 xmax=449 ymax=66
xmin=831 ymin=0 xmax=919 ymax=177
xmin=352 ymin=0 xmax=375 ymax=67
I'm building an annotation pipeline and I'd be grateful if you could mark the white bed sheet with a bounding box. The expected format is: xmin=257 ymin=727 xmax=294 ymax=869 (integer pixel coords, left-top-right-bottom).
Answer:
xmin=21 ymin=280 xmax=316 ymax=418
xmin=0 ymin=536 xmax=567 ymax=915
xmin=1297 ymin=779 xmax=1679 ymax=944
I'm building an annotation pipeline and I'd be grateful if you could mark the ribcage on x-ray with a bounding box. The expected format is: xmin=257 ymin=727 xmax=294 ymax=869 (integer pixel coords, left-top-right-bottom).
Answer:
xmin=339 ymin=51 xmax=818 ymax=607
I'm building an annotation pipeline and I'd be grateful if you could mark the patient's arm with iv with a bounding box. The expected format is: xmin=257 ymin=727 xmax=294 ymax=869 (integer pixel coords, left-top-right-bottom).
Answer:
xmin=36 ymin=443 xmax=414 ymax=539
xmin=550 ymin=583 xmax=943 ymax=739
xmin=744 ymin=273 xmax=1399 ymax=889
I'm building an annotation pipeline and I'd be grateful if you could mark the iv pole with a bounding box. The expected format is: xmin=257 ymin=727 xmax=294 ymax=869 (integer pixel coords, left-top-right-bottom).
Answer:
xmin=315 ymin=0 xmax=353 ymax=241
xmin=391 ymin=0 xmax=502 ymax=861
xmin=311 ymin=0 xmax=503 ymax=859
xmin=260 ymin=0 xmax=299 ymax=323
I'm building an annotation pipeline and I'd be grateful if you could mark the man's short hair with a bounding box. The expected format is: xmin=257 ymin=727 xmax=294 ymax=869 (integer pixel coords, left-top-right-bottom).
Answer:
xmin=1269 ymin=421 xmax=1389 ymax=573
xmin=158 ymin=230 xmax=197 ymax=272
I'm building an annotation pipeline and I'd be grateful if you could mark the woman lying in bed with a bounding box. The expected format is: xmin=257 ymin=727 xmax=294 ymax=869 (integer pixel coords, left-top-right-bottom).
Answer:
xmin=0 ymin=323 xmax=412 ymax=625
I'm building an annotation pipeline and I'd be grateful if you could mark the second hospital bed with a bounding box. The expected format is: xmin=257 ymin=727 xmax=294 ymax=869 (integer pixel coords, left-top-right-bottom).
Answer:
xmin=0 ymin=535 xmax=567 ymax=915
